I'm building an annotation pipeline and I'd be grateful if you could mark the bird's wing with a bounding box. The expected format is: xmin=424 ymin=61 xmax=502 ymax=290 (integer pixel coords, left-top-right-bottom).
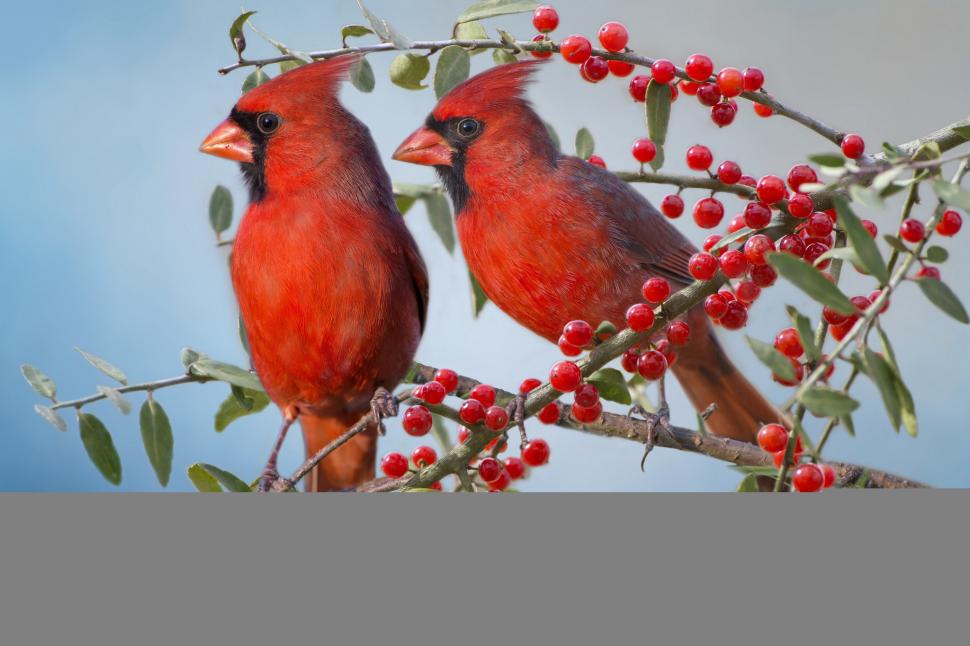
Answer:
xmin=401 ymin=224 xmax=430 ymax=333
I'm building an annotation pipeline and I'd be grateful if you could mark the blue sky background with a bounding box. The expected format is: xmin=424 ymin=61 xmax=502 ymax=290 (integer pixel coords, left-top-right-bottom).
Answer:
xmin=2 ymin=0 xmax=969 ymax=491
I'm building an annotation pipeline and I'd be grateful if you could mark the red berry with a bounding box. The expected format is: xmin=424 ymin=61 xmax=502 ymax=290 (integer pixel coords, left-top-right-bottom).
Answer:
xmin=803 ymin=241 xmax=830 ymax=267
xmin=519 ymin=377 xmax=541 ymax=394
xmin=580 ymin=55 xmax=609 ymax=82
xmin=457 ymin=426 xmax=471 ymax=444
xmin=738 ymin=174 xmax=757 ymax=188
xmin=704 ymin=293 xmax=728 ymax=319
xmin=419 ymin=380 xmax=447 ymax=405
xmin=484 ymin=434 xmax=507 ymax=453
xmin=696 ymin=82 xmax=722 ymax=106
xmin=470 ymin=383 xmax=496 ymax=408
xmin=820 ymin=463 xmax=836 ymax=488
xmin=559 ymin=34 xmax=592 ymax=64
xmin=549 ymin=360 xmax=582 ymax=392
xmin=792 ymin=464 xmax=824 ymax=492
xmin=703 ymin=234 xmax=723 ymax=252
xmin=742 ymin=66 xmax=764 ymax=92
xmin=693 ymin=197 xmax=724 ymax=228
xmin=628 ymin=75 xmax=649 ymax=102
xmin=756 ymin=175 xmax=786 ymax=204
xmin=655 ymin=339 xmax=678 ymax=367
xmin=381 ymin=452 xmax=409 ymax=478
xmin=651 ymin=58 xmax=676 ymax=84
xmin=625 ymin=303 xmax=655 ymax=332
xmin=711 ymin=101 xmax=736 ymax=127
xmin=642 ymin=277 xmax=671 ymax=303
xmin=608 ymin=59 xmax=635 ymax=77
xmin=563 ymin=320 xmax=594 ymax=347
xmin=586 ymin=154 xmax=606 ymax=168
xmin=750 ymin=263 xmax=778 ymax=287
xmin=411 ymin=445 xmax=437 ymax=468
xmin=720 ymin=301 xmax=748 ymax=330
xmin=899 ymin=218 xmax=925 ymax=243
xmin=434 ymin=368 xmax=459 ymax=393
xmin=716 ymin=67 xmax=744 ymax=97
xmin=685 ymin=53 xmax=713 ymax=81
xmin=537 ymin=401 xmax=561 ymax=424
xmin=532 ymin=5 xmax=559 ymax=32
xmin=459 ymin=399 xmax=486 ymax=425
xmin=571 ymin=399 xmax=603 ymax=423
xmin=504 ymin=456 xmax=526 ymax=479
xmin=830 ymin=320 xmax=855 ymax=341
xmin=862 ymin=219 xmax=878 ymax=238
xmin=743 ymin=201 xmax=772 ymax=229
xmin=686 ymin=144 xmax=713 ymax=170
xmin=774 ymin=327 xmax=803 ymax=358
xmin=727 ymin=214 xmax=745 ymax=233
xmin=597 ymin=21 xmax=629 ymax=51
xmin=558 ymin=335 xmax=582 ymax=356
xmin=660 ymin=194 xmax=684 ymax=218
xmin=574 ymin=383 xmax=600 ymax=408
xmin=778 ymin=234 xmax=805 ymax=257
xmin=484 ymin=406 xmax=508 ymax=431
xmin=787 ymin=164 xmax=817 ymax=192
xmin=743 ymin=234 xmax=775 ymax=265
xmin=717 ymin=161 xmax=742 ymax=184
xmin=689 ymin=252 xmax=719 ymax=280
xmin=719 ymin=249 xmax=748 ymax=278
xmin=917 ymin=266 xmax=941 ymax=280
xmin=522 ymin=438 xmax=551 ymax=466
xmin=772 ymin=356 xmax=804 ymax=386
xmin=787 ymin=193 xmax=814 ymax=218
xmin=637 ymin=349 xmax=668 ymax=380
xmin=679 ymin=79 xmax=701 ymax=95
xmin=757 ymin=424 xmax=788 ymax=453
xmin=403 ymin=404 xmax=433 ymax=436
xmin=478 ymin=456 xmax=503 ymax=483
xmin=530 ymin=35 xmax=553 ymax=59
xmin=841 ymin=133 xmax=865 ymax=159
xmin=937 ymin=210 xmax=962 ymax=236
xmin=753 ymin=101 xmax=773 ymax=117
xmin=488 ymin=469 xmax=511 ymax=491
xmin=631 ymin=138 xmax=657 ymax=163
xmin=621 ymin=348 xmax=640 ymax=372
xmin=868 ymin=289 xmax=890 ymax=313
xmin=666 ymin=321 xmax=691 ymax=345
xmin=806 ymin=212 xmax=833 ymax=238
xmin=735 ymin=280 xmax=760 ymax=304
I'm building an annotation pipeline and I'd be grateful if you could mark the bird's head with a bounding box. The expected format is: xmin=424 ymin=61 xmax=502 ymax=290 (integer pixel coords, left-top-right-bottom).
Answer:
xmin=393 ymin=61 xmax=556 ymax=211
xmin=200 ymin=55 xmax=365 ymax=202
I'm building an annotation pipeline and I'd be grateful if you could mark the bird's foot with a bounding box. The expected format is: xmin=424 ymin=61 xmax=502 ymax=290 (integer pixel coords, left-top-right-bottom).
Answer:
xmin=256 ymin=411 xmax=297 ymax=492
xmin=258 ymin=468 xmax=294 ymax=493
xmin=640 ymin=404 xmax=673 ymax=472
xmin=370 ymin=387 xmax=399 ymax=436
xmin=506 ymin=393 xmax=529 ymax=450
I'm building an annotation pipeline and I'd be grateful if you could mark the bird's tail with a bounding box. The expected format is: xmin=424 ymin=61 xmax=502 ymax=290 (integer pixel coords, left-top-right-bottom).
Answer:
xmin=670 ymin=307 xmax=780 ymax=444
xmin=300 ymin=413 xmax=377 ymax=491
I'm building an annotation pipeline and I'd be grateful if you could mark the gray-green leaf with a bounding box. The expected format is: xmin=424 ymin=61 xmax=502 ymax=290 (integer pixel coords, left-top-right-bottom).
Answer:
xmin=190 ymin=359 xmax=265 ymax=392
xmin=737 ymin=473 xmax=760 ymax=492
xmin=586 ymin=368 xmax=632 ymax=405
xmin=215 ymin=387 xmax=271 ymax=432
xmin=194 ymin=463 xmax=251 ymax=492
xmin=140 ymin=399 xmax=174 ymax=486
xmin=574 ymin=127 xmax=594 ymax=159
xmin=434 ymin=46 xmax=471 ymax=99
xmin=356 ymin=0 xmax=412 ymax=49
xmin=229 ymin=10 xmax=257 ymax=56
xmin=389 ymin=53 xmax=430 ymax=90
xmin=952 ymin=124 xmax=970 ymax=140
xmin=645 ymin=81 xmax=671 ymax=171
xmin=187 ymin=464 xmax=223 ymax=492
xmin=862 ymin=346 xmax=901 ymax=431
xmin=21 ymin=364 xmax=56 ymax=400
xmin=241 ymin=68 xmax=270 ymax=93
xmin=798 ymin=387 xmax=859 ymax=417
xmin=457 ymin=0 xmax=538 ymax=23
xmin=785 ymin=305 xmax=819 ymax=362
xmin=209 ymin=185 xmax=233 ymax=238
xmin=424 ymin=193 xmax=455 ymax=254
xmin=34 ymin=404 xmax=67 ymax=432
xmin=97 ymin=385 xmax=131 ymax=415
xmin=766 ymin=253 xmax=857 ymax=315
xmin=925 ymin=246 xmax=948 ymax=263
xmin=349 ymin=57 xmax=375 ymax=92
xmin=75 ymin=347 xmax=127 ymax=384
xmin=745 ymin=336 xmax=795 ymax=381
xmin=341 ymin=24 xmax=374 ymax=47
xmin=808 ymin=153 xmax=845 ymax=168
xmin=933 ymin=180 xmax=970 ymax=211
xmin=492 ymin=48 xmax=518 ymax=65
xmin=469 ymin=270 xmax=489 ymax=317
xmin=543 ymin=121 xmax=561 ymax=152
xmin=833 ymin=196 xmax=888 ymax=284
xmin=455 ymin=20 xmax=487 ymax=44
xmin=79 ymin=413 xmax=122 ymax=485
xmin=916 ymin=276 xmax=969 ymax=324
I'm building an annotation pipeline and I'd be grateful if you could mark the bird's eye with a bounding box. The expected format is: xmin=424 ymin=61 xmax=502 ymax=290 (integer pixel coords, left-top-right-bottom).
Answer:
xmin=257 ymin=112 xmax=281 ymax=134
xmin=456 ymin=118 xmax=481 ymax=138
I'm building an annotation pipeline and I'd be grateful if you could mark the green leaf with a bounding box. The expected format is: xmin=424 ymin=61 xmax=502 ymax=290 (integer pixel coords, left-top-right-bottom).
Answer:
xmin=595 ymin=320 xmax=617 ymax=339
xmin=349 ymin=57 xmax=375 ymax=92
xmin=586 ymin=368 xmax=632 ymax=405
xmin=882 ymin=234 xmax=910 ymax=254
xmin=434 ymin=46 xmax=471 ymax=99
xmin=645 ymin=81 xmax=671 ymax=171
xmin=862 ymin=347 xmax=901 ymax=431
xmin=881 ymin=142 xmax=906 ymax=160
xmin=454 ymin=20 xmax=487 ymax=44
xmin=424 ymin=193 xmax=455 ymax=254
xmin=21 ymin=364 xmax=56 ymax=400
xmin=389 ymin=53 xmax=430 ymax=90
xmin=469 ymin=270 xmax=488 ymax=317
xmin=925 ymin=246 xmax=948 ymax=263
xmin=912 ymin=140 xmax=941 ymax=161
xmin=798 ymin=387 xmax=859 ymax=418
xmin=208 ymin=185 xmax=233 ymax=237
xmin=229 ymin=10 xmax=257 ymax=56
xmin=786 ymin=305 xmax=819 ymax=363
xmin=808 ymin=153 xmax=845 ymax=167
xmin=215 ymin=387 xmax=271 ymax=432
xmin=34 ymin=404 xmax=67 ymax=432
xmin=840 ymin=414 xmax=856 ymax=437
xmin=180 ymin=347 xmax=206 ymax=370
xmin=710 ymin=226 xmax=752 ymax=252
xmin=96 ymin=385 xmax=131 ymax=415
xmin=357 ymin=0 xmax=412 ymax=49
xmin=393 ymin=182 xmax=435 ymax=198
xmin=871 ymin=166 xmax=903 ymax=191
xmin=876 ymin=326 xmax=917 ymax=437
xmin=395 ymin=194 xmax=417 ymax=215
xmin=187 ymin=464 xmax=223 ymax=492
xmin=574 ymin=127 xmax=595 ymax=159
xmin=341 ymin=24 xmax=374 ymax=47
xmin=695 ymin=411 xmax=708 ymax=437
xmin=952 ymin=124 xmax=970 ymax=140
xmin=190 ymin=359 xmax=265 ymax=391
xmin=457 ymin=0 xmax=538 ymax=23
xmin=74 ymin=347 xmax=127 ymax=384
xmin=917 ymin=277 xmax=969 ymax=324
xmin=737 ymin=473 xmax=760 ymax=492
xmin=492 ymin=48 xmax=518 ymax=65
xmin=195 ymin=464 xmax=251 ymax=492
xmin=848 ymin=185 xmax=883 ymax=211
xmin=279 ymin=59 xmax=304 ymax=73
xmin=933 ymin=180 xmax=970 ymax=211
xmin=241 ymin=68 xmax=270 ymax=93
xmin=543 ymin=121 xmax=561 ymax=152
xmin=238 ymin=316 xmax=250 ymax=355
xmin=833 ymin=196 xmax=889 ymax=284
xmin=745 ymin=336 xmax=795 ymax=381
xmin=766 ymin=253 xmax=857 ymax=315
xmin=140 ymin=399 xmax=174 ymax=487
xmin=79 ymin=413 xmax=122 ymax=485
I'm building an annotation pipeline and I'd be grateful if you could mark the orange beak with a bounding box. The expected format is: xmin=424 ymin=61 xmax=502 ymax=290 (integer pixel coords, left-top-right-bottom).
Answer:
xmin=393 ymin=126 xmax=453 ymax=167
xmin=199 ymin=118 xmax=254 ymax=163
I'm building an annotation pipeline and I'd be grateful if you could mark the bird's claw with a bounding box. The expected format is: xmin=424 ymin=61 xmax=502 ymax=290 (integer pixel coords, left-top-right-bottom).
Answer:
xmin=370 ymin=387 xmax=398 ymax=436
xmin=506 ymin=393 xmax=529 ymax=450
xmin=640 ymin=404 xmax=672 ymax=472
xmin=258 ymin=468 xmax=292 ymax=493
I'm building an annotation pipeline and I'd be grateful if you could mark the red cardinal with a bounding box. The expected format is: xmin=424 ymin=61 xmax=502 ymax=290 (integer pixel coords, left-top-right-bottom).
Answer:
xmin=394 ymin=61 xmax=774 ymax=443
xmin=200 ymin=56 xmax=428 ymax=491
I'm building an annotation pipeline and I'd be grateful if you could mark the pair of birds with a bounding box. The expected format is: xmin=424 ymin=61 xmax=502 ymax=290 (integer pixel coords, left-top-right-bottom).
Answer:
xmin=199 ymin=56 xmax=776 ymax=491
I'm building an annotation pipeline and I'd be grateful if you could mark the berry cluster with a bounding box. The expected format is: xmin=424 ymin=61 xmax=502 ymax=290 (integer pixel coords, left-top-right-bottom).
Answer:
xmin=756 ymin=423 xmax=835 ymax=492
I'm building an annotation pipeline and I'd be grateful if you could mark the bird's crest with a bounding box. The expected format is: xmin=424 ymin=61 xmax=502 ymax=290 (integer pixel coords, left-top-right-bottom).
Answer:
xmin=236 ymin=55 xmax=359 ymax=113
xmin=432 ymin=60 xmax=544 ymax=120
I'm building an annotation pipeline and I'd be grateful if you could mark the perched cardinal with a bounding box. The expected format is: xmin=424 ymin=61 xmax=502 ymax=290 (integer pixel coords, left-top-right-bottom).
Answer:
xmin=200 ymin=56 xmax=428 ymax=491
xmin=394 ymin=61 xmax=775 ymax=443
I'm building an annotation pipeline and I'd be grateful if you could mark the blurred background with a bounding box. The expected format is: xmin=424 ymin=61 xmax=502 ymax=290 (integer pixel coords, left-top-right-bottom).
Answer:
xmin=2 ymin=0 xmax=968 ymax=491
